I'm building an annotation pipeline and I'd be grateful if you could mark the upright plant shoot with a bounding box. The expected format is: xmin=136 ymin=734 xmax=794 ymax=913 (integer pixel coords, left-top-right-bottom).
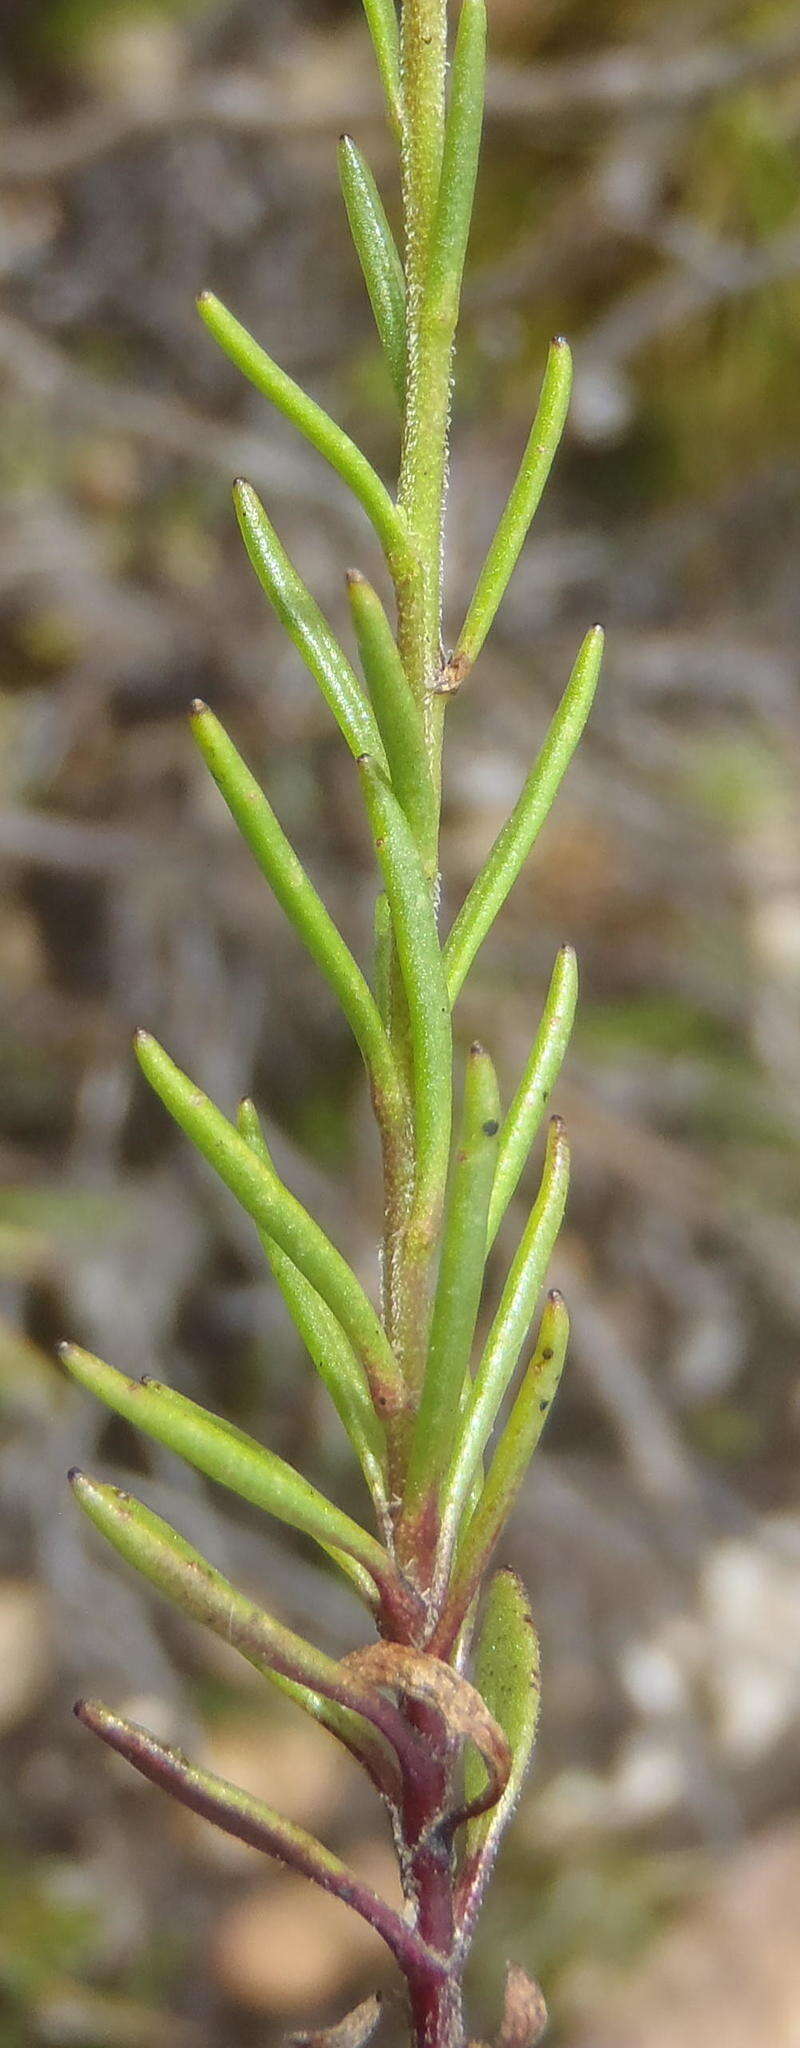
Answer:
xmin=65 ymin=3 xmax=603 ymax=2042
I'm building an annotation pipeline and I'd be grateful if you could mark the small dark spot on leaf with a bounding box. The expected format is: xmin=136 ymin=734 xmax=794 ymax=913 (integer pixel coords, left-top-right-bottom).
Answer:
xmin=539 ymin=1398 xmax=549 ymax=1412
xmin=483 ymin=1119 xmax=499 ymax=1136
xmin=541 ymin=1347 xmax=553 ymax=1361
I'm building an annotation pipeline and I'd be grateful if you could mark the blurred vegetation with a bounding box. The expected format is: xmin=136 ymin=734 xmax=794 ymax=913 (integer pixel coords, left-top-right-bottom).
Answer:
xmin=2 ymin=0 xmax=800 ymax=2042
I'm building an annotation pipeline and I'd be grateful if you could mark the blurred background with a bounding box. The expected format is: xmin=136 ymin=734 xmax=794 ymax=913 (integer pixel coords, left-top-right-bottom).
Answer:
xmin=2 ymin=0 xmax=800 ymax=2042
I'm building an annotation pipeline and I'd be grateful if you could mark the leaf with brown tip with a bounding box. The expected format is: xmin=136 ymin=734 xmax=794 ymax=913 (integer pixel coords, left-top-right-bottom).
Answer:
xmin=495 ymin=1965 xmax=547 ymax=2048
xmin=288 ymin=1991 xmax=383 ymax=2048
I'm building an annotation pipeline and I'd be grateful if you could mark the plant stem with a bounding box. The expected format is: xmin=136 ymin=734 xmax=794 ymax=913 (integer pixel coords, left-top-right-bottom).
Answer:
xmin=372 ymin=0 xmax=450 ymax=1421
xmin=397 ymin=0 xmax=448 ymax=718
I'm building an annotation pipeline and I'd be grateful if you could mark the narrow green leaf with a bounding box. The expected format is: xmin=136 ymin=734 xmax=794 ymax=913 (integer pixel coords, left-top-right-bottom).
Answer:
xmin=189 ymin=702 xmax=404 ymax=1144
xmin=360 ymin=0 xmax=403 ymax=139
xmin=444 ymin=629 xmax=604 ymax=1004
xmin=440 ymin=1115 xmax=569 ymax=1552
xmin=403 ymin=1044 xmax=499 ymax=1520
xmin=75 ymin=1700 xmax=434 ymax=1974
xmin=346 ymin=571 xmax=437 ymax=864
xmin=70 ymin=1472 xmax=399 ymax=1793
xmin=450 ymin=338 xmax=574 ymax=682
xmin=460 ymin=1570 xmax=540 ymax=1909
xmin=450 ymin=1291 xmax=569 ymax=1618
xmin=232 ymin=481 xmax=386 ymax=767
xmin=488 ymin=944 xmax=578 ymax=1248
xmin=423 ymin=0 xmax=486 ymax=335
xmin=134 ymin=1030 xmax=406 ymax=1421
xmin=373 ymin=889 xmax=393 ymax=1026
xmin=61 ymin=1344 xmax=392 ymax=1597
xmin=357 ymin=757 xmax=452 ymax=1245
xmin=236 ymin=1099 xmax=390 ymax=1525
xmin=198 ymin=294 xmax=412 ymax=576
xmin=338 ymin=139 xmax=406 ymax=404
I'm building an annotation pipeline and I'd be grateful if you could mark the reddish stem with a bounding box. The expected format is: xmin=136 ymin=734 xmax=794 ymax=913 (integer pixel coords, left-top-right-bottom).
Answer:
xmin=397 ymin=1698 xmax=466 ymax=2048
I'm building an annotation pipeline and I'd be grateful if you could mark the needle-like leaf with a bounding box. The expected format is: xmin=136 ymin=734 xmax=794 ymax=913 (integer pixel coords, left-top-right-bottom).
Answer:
xmin=347 ymin=570 xmax=437 ymax=864
xmin=444 ymin=628 xmax=604 ymax=1003
xmin=74 ymin=1700 xmax=436 ymax=1976
xmin=61 ymin=1344 xmax=392 ymax=1598
xmin=458 ymin=1570 xmax=540 ymax=1935
xmin=189 ymin=701 xmax=405 ymax=1148
xmin=232 ymin=481 xmax=387 ymax=766
xmin=439 ymin=1115 xmax=569 ymax=1554
xmin=357 ymin=757 xmax=452 ymax=1252
xmin=423 ymin=0 xmax=486 ymax=339
xmin=198 ymin=294 xmax=412 ymax=576
xmin=402 ymin=1044 xmax=499 ymax=1528
xmin=448 ymin=1291 xmax=569 ymax=1622
xmin=134 ymin=1030 xmax=406 ymax=1420
xmin=338 ymin=139 xmax=406 ymax=404
xmin=487 ymin=945 xmax=578 ymax=1247
xmin=360 ymin=0 xmax=403 ymax=139
xmin=236 ymin=1099 xmax=390 ymax=1524
xmin=70 ymin=1472 xmax=403 ymax=1793
xmin=446 ymin=338 xmax=574 ymax=687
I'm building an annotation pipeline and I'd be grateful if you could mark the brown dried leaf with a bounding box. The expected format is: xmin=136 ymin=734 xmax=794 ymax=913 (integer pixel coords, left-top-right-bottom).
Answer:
xmin=288 ymin=1990 xmax=383 ymax=2048
xmin=495 ymin=1965 xmax=548 ymax=2048
xmin=341 ymin=1643 xmax=511 ymax=1823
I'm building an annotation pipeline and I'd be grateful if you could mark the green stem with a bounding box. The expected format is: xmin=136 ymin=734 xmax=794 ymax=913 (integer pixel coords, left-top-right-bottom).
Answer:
xmin=398 ymin=0 xmax=485 ymax=745
xmin=396 ymin=0 xmax=447 ymax=723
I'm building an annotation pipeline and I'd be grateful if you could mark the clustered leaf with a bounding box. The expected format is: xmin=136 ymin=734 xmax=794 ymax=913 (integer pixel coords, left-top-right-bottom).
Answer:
xmin=66 ymin=0 xmax=603 ymax=2038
